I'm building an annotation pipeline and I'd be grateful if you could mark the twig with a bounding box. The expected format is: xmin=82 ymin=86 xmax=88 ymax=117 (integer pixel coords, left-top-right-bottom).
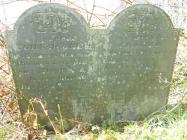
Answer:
xmin=88 ymin=0 xmax=95 ymax=26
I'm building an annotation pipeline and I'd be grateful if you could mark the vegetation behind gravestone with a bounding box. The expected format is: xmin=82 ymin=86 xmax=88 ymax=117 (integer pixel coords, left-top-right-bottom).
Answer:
xmin=0 ymin=1 xmax=187 ymax=139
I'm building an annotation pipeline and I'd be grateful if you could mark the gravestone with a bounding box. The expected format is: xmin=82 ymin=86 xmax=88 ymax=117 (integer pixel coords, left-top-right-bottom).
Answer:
xmin=5 ymin=3 xmax=179 ymax=128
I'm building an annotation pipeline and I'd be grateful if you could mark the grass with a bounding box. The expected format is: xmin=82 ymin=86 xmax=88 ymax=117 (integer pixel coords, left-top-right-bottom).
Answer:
xmin=123 ymin=104 xmax=187 ymax=140
xmin=0 ymin=129 xmax=5 ymax=140
xmin=34 ymin=103 xmax=186 ymax=139
xmin=66 ymin=103 xmax=186 ymax=140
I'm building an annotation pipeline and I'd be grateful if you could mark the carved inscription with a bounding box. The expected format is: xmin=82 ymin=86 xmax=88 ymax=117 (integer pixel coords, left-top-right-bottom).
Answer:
xmin=32 ymin=13 xmax=73 ymax=33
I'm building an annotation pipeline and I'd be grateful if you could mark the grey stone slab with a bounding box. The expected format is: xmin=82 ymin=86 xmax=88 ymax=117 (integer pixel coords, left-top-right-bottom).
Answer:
xmin=5 ymin=4 xmax=179 ymax=128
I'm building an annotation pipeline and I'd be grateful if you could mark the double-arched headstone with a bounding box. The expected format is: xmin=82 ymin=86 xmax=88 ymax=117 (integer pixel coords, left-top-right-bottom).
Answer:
xmin=5 ymin=3 xmax=179 ymax=128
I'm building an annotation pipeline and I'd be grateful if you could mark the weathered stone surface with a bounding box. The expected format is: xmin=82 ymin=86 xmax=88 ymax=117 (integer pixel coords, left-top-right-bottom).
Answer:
xmin=5 ymin=4 xmax=179 ymax=128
